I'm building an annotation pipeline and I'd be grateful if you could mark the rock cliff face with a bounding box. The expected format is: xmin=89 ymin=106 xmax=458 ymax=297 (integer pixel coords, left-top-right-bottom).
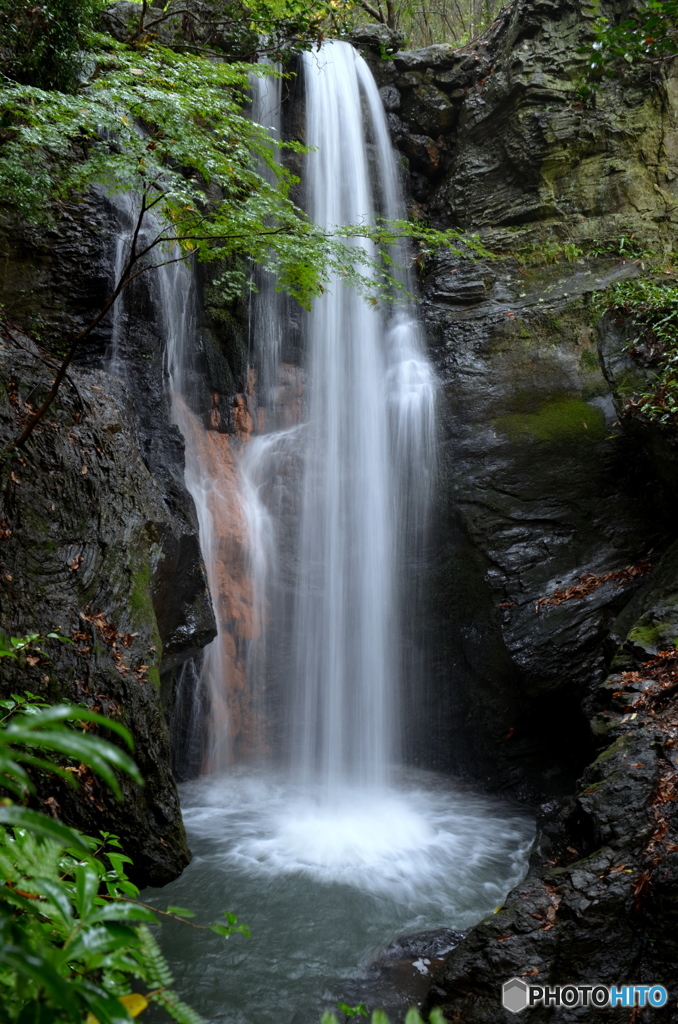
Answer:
xmin=0 ymin=5 xmax=268 ymax=882
xmin=354 ymin=1 xmax=678 ymax=1018
xmin=0 ymin=189 xmax=228 ymax=883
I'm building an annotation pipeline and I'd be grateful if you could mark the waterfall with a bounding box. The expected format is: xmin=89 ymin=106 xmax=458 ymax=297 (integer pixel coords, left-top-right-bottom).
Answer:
xmin=249 ymin=64 xmax=285 ymax=415
xmin=295 ymin=44 xmax=435 ymax=789
xmin=161 ymin=258 xmax=258 ymax=773
xmin=241 ymin=41 xmax=436 ymax=793
xmin=140 ymin=53 xmax=535 ymax=1015
xmin=159 ymin=259 xmax=232 ymax=771
xmin=107 ymin=44 xmax=435 ymax=792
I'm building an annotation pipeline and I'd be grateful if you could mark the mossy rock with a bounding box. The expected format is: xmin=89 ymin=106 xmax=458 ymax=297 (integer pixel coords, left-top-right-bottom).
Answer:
xmin=626 ymin=620 xmax=677 ymax=655
xmin=494 ymin=396 xmax=607 ymax=443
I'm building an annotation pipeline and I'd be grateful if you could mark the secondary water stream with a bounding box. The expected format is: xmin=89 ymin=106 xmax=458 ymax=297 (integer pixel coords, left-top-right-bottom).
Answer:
xmin=139 ymin=40 xmax=534 ymax=1024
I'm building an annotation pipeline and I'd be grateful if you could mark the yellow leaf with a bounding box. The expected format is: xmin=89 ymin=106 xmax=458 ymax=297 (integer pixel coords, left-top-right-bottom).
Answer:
xmin=120 ymin=994 xmax=149 ymax=1017
xmin=86 ymin=994 xmax=149 ymax=1024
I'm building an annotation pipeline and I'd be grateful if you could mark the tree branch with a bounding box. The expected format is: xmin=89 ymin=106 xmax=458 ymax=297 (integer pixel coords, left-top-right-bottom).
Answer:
xmin=358 ymin=0 xmax=386 ymax=23
xmin=386 ymin=0 xmax=396 ymax=29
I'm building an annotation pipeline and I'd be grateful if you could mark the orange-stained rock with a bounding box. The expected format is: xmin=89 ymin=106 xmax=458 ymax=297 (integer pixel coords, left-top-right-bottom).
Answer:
xmin=172 ymin=396 xmax=265 ymax=769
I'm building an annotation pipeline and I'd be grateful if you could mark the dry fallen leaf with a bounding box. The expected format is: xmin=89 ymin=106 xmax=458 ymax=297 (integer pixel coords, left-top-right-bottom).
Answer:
xmin=536 ymin=558 xmax=652 ymax=610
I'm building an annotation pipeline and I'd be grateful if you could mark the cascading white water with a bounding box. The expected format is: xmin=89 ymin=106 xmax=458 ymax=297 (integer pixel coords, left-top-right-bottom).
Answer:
xmin=102 ymin=196 xmax=231 ymax=769
xmin=159 ymin=257 xmax=236 ymax=771
xmin=293 ymin=44 xmax=393 ymax=788
xmin=160 ymin=254 xmax=262 ymax=773
xmin=249 ymin=65 xmax=285 ymax=412
xmin=291 ymin=43 xmax=435 ymax=790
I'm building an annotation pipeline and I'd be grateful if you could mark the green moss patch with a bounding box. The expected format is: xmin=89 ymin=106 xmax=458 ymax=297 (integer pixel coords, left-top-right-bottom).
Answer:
xmin=579 ymin=348 xmax=599 ymax=371
xmin=129 ymin=560 xmax=163 ymax=667
xmin=627 ymin=621 xmax=677 ymax=652
xmin=494 ymin=396 xmax=607 ymax=442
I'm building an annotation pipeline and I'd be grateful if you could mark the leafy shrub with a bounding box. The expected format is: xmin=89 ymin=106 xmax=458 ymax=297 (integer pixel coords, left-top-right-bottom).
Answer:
xmin=0 ymin=685 xmax=248 ymax=1023
xmin=0 ymin=0 xmax=102 ymax=92
xmin=602 ymin=279 xmax=678 ymax=428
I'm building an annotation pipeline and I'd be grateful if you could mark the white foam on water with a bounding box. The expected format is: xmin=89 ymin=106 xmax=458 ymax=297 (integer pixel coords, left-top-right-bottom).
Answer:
xmin=181 ymin=769 xmax=534 ymax=923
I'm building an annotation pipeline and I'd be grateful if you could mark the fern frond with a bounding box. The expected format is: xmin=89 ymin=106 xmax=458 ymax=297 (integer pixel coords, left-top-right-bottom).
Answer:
xmin=153 ymin=988 xmax=205 ymax=1024
xmin=134 ymin=926 xmax=174 ymax=988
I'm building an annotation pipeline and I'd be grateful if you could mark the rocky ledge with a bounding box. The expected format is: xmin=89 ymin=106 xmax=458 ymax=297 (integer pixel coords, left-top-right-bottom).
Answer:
xmin=422 ymin=553 xmax=678 ymax=1020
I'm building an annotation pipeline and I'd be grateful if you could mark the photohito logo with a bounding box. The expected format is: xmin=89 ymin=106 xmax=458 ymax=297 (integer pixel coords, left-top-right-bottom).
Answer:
xmin=501 ymin=979 xmax=668 ymax=1013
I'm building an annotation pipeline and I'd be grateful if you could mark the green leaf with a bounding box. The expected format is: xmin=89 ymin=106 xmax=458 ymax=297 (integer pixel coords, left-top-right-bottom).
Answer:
xmin=76 ymin=862 xmax=101 ymax=920
xmin=8 ymin=705 xmax=134 ymax=749
xmin=60 ymin=922 xmax=139 ymax=962
xmin=31 ymin=876 xmax=74 ymax=925
xmin=0 ymin=885 xmax=44 ymax=916
xmin=0 ymin=944 xmax=82 ymax=1015
xmin=166 ymin=906 xmax=196 ymax=918
xmin=0 ymin=806 xmax=90 ymax=853
xmin=105 ymin=851 xmax=134 ymax=883
xmin=88 ymin=900 xmax=157 ymax=924
xmin=4 ymin=726 xmax=141 ymax=799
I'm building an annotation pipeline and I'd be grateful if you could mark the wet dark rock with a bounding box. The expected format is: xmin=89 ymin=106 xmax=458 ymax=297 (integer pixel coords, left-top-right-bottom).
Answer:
xmin=0 ymin=328 xmax=212 ymax=884
xmin=422 ymin=578 xmax=678 ymax=1021
xmin=380 ymin=85 xmax=401 ymax=112
xmin=392 ymin=45 xmax=464 ymax=72
xmin=400 ymin=84 xmax=457 ymax=137
xmin=0 ymin=192 xmax=242 ymax=675
xmin=599 ymin=314 xmax=678 ymax=498
xmin=360 ymin=0 xmax=678 ymax=240
xmin=398 ymin=133 xmax=444 ymax=178
xmin=338 ymin=930 xmax=464 ymax=1024
xmin=348 ymin=23 xmax=404 ymax=53
xmin=378 ymin=929 xmax=463 ymax=962
xmin=405 ymin=247 xmax=667 ymax=801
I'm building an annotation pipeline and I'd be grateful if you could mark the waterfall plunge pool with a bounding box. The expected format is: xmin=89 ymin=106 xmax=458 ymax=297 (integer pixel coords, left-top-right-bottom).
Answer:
xmin=142 ymin=768 xmax=534 ymax=1024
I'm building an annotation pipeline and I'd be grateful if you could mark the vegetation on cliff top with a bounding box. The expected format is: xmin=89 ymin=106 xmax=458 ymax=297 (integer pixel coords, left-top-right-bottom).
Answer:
xmin=587 ymin=0 xmax=678 ymax=79
xmin=602 ymin=279 xmax=678 ymax=429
